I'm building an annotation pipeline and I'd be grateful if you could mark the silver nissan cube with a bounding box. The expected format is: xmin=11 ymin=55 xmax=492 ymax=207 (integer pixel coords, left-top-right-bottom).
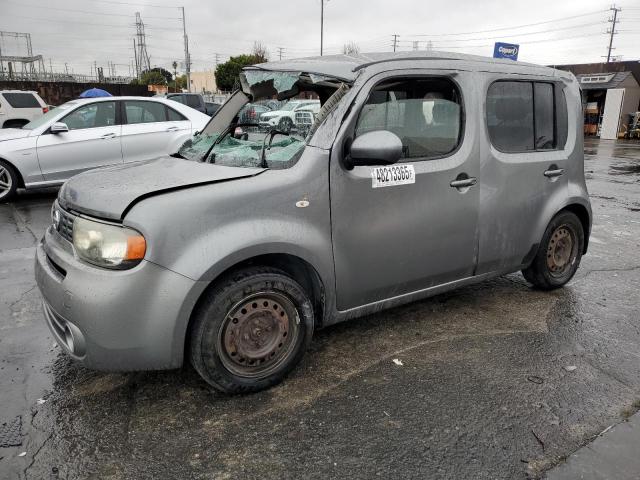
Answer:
xmin=35 ymin=52 xmax=591 ymax=394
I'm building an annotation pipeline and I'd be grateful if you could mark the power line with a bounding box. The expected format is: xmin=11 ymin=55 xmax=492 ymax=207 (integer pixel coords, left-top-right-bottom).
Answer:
xmin=405 ymin=9 xmax=607 ymax=37
xmin=399 ymin=21 xmax=604 ymax=43
xmin=4 ymin=0 xmax=181 ymax=19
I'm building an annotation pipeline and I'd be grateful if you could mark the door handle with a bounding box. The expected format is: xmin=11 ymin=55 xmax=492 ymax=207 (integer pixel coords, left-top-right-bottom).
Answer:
xmin=544 ymin=168 xmax=564 ymax=178
xmin=100 ymin=132 xmax=117 ymax=139
xmin=165 ymin=126 xmax=179 ymax=132
xmin=450 ymin=176 xmax=477 ymax=189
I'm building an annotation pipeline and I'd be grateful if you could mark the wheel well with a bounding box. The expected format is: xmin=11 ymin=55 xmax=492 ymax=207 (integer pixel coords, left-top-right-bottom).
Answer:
xmin=2 ymin=119 xmax=29 ymax=128
xmin=184 ymin=254 xmax=326 ymax=360
xmin=560 ymin=204 xmax=591 ymax=254
xmin=0 ymin=158 xmax=25 ymax=188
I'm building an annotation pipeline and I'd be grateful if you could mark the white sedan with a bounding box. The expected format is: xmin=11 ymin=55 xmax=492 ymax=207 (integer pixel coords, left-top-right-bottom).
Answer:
xmin=0 ymin=96 xmax=210 ymax=201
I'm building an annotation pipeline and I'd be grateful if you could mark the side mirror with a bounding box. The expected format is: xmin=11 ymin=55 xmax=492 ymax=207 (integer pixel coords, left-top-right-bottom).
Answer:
xmin=347 ymin=130 xmax=403 ymax=168
xmin=50 ymin=122 xmax=69 ymax=134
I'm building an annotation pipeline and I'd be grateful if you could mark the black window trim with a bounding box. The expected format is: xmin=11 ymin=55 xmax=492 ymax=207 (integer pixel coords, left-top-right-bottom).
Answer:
xmin=486 ymin=79 xmax=566 ymax=154
xmin=352 ymin=73 xmax=466 ymax=164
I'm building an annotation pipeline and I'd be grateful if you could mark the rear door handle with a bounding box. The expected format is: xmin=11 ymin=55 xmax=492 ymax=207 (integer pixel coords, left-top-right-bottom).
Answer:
xmin=450 ymin=176 xmax=477 ymax=189
xmin=544 ymin=168 xmax=564 ymax=178
xmin=100 ymin=132 xmax=117 ymax=139
xmin=165 ymin=126 xmax=179 ymax=132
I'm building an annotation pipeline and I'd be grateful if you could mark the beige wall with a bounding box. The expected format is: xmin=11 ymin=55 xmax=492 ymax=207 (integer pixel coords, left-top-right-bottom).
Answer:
xmin=189 ymin=70 xmax=217 ymax=93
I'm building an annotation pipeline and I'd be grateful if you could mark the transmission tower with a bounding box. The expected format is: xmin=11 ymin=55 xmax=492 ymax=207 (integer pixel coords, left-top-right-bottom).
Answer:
xmin=134 ymin=12 xmax=151 ymax=77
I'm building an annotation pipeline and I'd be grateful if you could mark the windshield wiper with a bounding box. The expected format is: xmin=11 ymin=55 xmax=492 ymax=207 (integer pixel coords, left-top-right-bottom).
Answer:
xmin=259 ymin=129 xmax=289 ymax=169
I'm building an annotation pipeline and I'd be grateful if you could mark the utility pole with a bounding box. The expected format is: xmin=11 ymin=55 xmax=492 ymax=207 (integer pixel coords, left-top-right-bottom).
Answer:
xmin=606 ymin=5 xmax=621 ymax=63
xmin=133 ymin=39 xmax=139 ymax=79
xmin=181 ymin=7 xmax=191 ymax=92
xmin=214 ymin=53 xmax=221 ymax=66
xmin=278 ymin=47 xmax=285 ymax=60
xmin=320 ymin=0 xmax=324 ymax=56
xmin=412 ymin=41 xmax=419 ymax=51
xmin=392 ymin=34 xmax=399 ymax=52
xmin=64 ymin=62 xmax=69 ymax=75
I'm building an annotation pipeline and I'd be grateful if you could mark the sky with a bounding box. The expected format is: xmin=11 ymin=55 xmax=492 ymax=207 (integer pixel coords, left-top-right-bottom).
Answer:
xmin=0 ymin=0 xmax=639 ymax=77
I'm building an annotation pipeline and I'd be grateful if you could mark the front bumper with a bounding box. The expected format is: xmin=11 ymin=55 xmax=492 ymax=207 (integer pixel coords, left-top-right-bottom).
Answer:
xmin=35 ymin=225 xmax=198 ymax=371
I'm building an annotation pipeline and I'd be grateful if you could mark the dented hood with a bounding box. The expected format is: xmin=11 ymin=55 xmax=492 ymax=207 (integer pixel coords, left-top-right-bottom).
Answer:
xmin=58 ymin=156 xmax=265 ymax=220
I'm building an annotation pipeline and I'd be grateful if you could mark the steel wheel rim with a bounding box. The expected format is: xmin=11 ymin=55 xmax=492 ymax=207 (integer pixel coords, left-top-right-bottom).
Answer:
xmin=217 ymin=292 xmax=300 ymax=379
xmin=0 ymin=166 xmax=12 ymax=199
xmin=546 ymin=225 xmax=576 ymax=277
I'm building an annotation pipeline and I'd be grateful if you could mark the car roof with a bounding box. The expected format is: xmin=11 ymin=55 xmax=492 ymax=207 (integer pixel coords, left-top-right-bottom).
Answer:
xmin=0 ymin=90 xmax=39 ymax=94
xmin=249 ymin=51 xmax=564 ymax=82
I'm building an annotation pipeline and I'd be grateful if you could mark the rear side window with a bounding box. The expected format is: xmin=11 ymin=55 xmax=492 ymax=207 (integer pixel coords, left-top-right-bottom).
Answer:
xmin=2 ymin=92 xmax=40 ymax=108
xmin=167 ymin=107 xmax=187 ymax=121
xmin=186 ymin=95 xmax=202 ymax=108
xmin=124 ymin=101 xmax=166 ymax=124
xmin=355 ymin=77 xmax=463 ymax=160
xmin=487 ymin=80 xmax=567 ymax=152
xmin=168 ymin=95 xmax=186 ymax=104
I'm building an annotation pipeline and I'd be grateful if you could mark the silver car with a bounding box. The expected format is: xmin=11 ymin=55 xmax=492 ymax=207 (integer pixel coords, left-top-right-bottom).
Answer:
xmin=35 ymin=52 xmax=591 ymax=394
xmin=0 ymin=96 xmax=209 ymax=201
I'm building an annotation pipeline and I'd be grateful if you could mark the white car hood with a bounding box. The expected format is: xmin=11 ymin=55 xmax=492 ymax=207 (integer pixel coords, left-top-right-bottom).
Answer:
xmin=0 ymin=128 xmax=32 ymax=142
xmin=261 ymin=110 xmax=288 ymax=118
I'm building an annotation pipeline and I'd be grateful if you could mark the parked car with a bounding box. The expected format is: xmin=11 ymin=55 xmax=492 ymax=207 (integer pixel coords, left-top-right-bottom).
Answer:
xmin=294 ymin=108 xmax=317 ymax=136
xmin=0 ymin=90 xmax=49 ymax=129
xmin=166 ymin=93 xmax=207 ymax=114
xmin=239 ymin=103 xmax=272 ymax=126
xmin=205 ymin=102 xmax=222 ymax=116
xmin=258 ymin=99 xmax=320 ymax=132
xmin=35 ymin=52 xmax=591 ymax=395
xmin=0 ymin=96 xmax=209 ymax=201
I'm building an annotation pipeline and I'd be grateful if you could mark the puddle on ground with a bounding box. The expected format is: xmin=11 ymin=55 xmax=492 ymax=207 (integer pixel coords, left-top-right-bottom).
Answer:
xmin=609 ymin=163 xmax=640 ymax=175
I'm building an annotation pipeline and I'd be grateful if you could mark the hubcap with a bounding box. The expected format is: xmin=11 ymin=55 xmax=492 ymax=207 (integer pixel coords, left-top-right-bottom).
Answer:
xmin=218 ymin=292 xmax=299 ymax=378
xmin=0 ymin=166 xmax=12 ymax=199
xmin=546 ymin=226 xmax=575 ymax=276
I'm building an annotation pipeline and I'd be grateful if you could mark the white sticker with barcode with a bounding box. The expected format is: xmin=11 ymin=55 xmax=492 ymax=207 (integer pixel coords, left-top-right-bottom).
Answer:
xmin=371 ymin=164 xmax=416 ymax=188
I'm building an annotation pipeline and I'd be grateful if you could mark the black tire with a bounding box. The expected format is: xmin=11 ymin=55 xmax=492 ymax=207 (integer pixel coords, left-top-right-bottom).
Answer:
xmin=278 ymin=117 xmax=294 ymax=134
xmin=189 ymin=266 xmax=314 ymax=394
xmin=522 ymin=211 xmax=584 ymax=290
xmin=0 ymin=159 xmax=19 ymax=203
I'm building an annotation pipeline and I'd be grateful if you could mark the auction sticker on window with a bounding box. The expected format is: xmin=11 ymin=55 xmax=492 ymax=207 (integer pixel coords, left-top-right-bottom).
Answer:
xmin=371 ymin=164 xmax=415 ymax=188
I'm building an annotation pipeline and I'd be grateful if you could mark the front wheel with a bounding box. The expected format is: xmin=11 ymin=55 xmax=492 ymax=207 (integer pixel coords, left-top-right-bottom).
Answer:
xmin=189 ymin=267 xmax=314 ymax=394
xmin=0 ymin=160 xmax=18 ymax=203
xmin=522 ymin=211 xmax=584 ymax=290
xmin=278 ymin=117 xmax=294 ymax=134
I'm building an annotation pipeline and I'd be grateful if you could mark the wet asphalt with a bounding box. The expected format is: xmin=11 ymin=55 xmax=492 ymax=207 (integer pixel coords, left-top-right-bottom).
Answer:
xmin=1 ymin=138 xmax=639 ymax=480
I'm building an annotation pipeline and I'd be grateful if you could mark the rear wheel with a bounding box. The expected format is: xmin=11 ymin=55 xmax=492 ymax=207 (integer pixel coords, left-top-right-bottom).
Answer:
xmin=522 ymin=211 xmax=584 ymax=290
xmin=189 ymin=266 xmax=314 ymax=394
xmin=0 ymin=160 xmax=18 ymax=203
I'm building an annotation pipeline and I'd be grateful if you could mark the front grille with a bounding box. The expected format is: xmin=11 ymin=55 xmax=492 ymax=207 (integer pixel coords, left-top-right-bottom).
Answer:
xmin=55 ymin=205 xmax=76 ymax=243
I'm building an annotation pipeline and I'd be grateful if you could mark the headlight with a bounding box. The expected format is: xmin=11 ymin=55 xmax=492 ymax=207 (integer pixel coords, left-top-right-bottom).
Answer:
xmin=72 ymin=217 xmax=146 ymax=269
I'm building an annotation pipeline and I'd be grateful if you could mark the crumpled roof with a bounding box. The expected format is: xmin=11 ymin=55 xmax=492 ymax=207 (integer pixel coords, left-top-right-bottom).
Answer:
xmin=246 ymin=51 xmax=546 ymax=82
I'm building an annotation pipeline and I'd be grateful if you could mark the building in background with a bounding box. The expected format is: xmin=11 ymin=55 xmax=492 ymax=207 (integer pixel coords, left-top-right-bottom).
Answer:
xmin=189 ymin=70 xmax=217 ymax=94
xmin=556 ymin=61 xmax=640 ymax=140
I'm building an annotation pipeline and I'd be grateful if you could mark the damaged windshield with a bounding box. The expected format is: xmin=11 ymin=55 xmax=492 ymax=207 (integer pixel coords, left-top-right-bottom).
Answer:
xmin=177 ymin=70 xmax=350 ymax=169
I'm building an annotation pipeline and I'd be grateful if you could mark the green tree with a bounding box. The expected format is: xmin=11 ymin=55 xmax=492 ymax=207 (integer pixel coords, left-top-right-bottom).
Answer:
xmin=169 ymin=74 xmax=187 ymax=92
xmin=139 ymin=70 xmax=167 ymax=86
xmin=215 ymin=54 xmax=264 ymax=91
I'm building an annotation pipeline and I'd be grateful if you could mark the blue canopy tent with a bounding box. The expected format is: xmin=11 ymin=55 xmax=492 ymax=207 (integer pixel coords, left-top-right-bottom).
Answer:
xmin=79 ymin=88 xmax=112 ymax=98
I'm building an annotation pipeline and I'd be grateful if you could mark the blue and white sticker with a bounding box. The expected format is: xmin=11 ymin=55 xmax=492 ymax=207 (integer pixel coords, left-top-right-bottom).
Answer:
xmin=371 ymin=164 xmax=415 ymax=188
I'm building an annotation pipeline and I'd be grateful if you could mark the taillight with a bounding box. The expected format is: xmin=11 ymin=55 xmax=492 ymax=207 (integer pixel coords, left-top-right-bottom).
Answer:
xmin=42 ymin=107 xmax=49 ymax=114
